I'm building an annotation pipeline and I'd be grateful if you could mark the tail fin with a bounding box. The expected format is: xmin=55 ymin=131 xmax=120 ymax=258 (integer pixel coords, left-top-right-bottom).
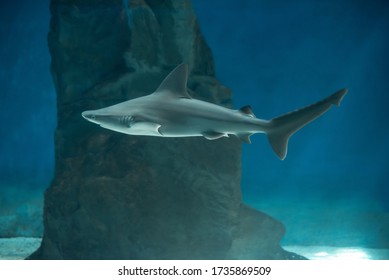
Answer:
xmin=267 ymin=88 xmax=348 ymax=160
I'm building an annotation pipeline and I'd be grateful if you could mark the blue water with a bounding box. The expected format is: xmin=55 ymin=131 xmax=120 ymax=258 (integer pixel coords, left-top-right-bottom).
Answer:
xmin=0 ymin=0 xmax=388 ymax=249
xmin=0 ymin=1 xmax=55 ymax=184
xmin=192 ymin=0 xmax=389 ymax=247
xmin=192 ymin=0 xmax=389 ymax=206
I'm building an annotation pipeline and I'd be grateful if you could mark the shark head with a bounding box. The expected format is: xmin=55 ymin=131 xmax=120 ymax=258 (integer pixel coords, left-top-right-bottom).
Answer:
xmin=81 ymin=63 xmax=189 ymax=136
xmin=81 ymin=110 xmax=99 ymax=124
xmin=82 ymin=109 xmax=135 ymax=131
xmin=82 ymin=108 xmax=162 ymax=136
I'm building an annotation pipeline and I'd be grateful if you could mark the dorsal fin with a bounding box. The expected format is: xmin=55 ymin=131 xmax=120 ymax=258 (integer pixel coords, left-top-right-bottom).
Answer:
xmin=154 ymin=63 xmax=191 ymax=99
xmin=238 ymin=105 xmax=255 ymax=117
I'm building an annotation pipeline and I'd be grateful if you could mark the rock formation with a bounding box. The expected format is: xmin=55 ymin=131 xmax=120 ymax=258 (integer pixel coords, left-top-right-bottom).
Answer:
xmin=30 ymin=0 xmax=301 ymax=259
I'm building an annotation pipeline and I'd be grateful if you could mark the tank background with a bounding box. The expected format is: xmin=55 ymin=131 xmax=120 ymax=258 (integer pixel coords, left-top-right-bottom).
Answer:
xmin=0 ymin=0 xmax=388 ymax=248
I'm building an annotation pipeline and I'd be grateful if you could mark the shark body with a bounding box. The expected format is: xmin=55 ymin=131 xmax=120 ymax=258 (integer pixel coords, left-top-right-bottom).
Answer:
xmin=82 ymin=64 xmax=347 ymax=160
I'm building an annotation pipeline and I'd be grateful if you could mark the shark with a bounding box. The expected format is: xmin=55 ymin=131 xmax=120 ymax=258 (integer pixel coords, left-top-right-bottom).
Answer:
xmin=82 ymin=63 xmax=347 ymax=160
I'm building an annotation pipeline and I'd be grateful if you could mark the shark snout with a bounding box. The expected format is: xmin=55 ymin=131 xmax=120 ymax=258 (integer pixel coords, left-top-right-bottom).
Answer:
xmin=81 ymin=111 xmax=97 ymax=123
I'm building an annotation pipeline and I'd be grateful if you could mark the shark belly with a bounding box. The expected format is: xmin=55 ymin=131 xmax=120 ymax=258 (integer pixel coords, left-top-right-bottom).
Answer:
xmin=154 ymin=99 xmax=267 ymax=138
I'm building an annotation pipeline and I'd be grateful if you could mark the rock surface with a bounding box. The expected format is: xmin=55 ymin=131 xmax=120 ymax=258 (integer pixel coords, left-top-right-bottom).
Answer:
xmin=30 ymin=0 xmax=298 ymax=259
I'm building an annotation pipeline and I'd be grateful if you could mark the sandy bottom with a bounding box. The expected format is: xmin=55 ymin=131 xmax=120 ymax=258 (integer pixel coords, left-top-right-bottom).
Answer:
xmin=0 ymin=238 xmax=388 ymax=260
xmin=284 ymin=245 xmax=389 ymax=260
xmin=0 ymin=237 xmax=41 ymax=260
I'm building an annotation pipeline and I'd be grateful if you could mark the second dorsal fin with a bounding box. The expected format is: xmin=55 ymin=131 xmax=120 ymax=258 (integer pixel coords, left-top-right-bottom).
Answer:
xmin=238 ymin=105 xmax=255 ymax=118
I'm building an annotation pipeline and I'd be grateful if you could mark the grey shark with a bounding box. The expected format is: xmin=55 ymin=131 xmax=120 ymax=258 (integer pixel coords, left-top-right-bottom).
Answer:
xmin=82 ymin=64 xmax=347 ymax=160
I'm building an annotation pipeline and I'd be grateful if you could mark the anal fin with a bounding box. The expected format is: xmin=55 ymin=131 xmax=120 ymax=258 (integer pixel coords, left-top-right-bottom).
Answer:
xmin=236 ymin=133 xmax=253 ymax=144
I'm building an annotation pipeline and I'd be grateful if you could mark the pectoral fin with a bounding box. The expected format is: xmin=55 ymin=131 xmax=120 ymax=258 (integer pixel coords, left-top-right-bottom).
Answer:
xmin=131 ymin=122 xmax=162 ymax=136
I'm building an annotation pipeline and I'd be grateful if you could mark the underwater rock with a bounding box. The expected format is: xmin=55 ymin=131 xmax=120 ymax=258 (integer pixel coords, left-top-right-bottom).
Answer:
xmin=30 ymin=0 xmax=297 ymax=259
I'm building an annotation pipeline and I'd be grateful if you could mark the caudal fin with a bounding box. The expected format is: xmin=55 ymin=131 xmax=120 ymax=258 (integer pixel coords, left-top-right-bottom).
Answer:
xmin=267 ymin=88 xmax=348 ymax=160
